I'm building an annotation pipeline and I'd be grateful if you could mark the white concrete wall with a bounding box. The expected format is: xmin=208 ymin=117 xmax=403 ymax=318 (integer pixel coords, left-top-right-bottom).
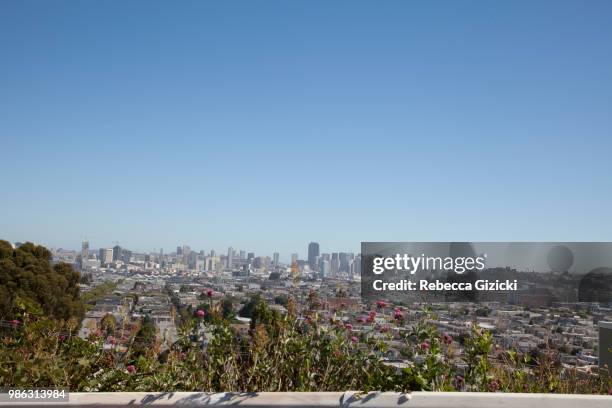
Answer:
xmin=0 ymin=391 xmax=610 ymax=408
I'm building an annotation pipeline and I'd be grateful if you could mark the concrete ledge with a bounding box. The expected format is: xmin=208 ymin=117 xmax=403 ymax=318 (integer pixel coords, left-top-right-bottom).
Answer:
xmin=0 ymin=391 xmax=610 ymax=408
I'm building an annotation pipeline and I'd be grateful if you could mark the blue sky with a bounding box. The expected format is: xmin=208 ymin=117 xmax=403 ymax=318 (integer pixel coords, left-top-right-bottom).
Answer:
xmin=1 ymin=1 xmax=611 ymax=259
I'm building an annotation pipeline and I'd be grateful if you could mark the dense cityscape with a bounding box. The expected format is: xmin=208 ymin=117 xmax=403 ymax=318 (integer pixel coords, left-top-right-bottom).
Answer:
xmin=30 ymin=239 xmax=611 ymax=378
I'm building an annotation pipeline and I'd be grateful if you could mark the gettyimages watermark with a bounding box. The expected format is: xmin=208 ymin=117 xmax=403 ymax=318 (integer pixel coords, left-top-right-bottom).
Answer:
xmin=361 ymin=242 xmax=612 ymax=305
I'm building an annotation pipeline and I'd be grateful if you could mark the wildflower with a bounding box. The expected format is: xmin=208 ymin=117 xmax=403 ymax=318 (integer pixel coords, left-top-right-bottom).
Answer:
xmin=344 ymin=323 xmax=353 ymax=331
xmin=366 ymin=311 xmax=376 ymax=324
xmin=357 ymin=316 xmax=366 ymax=323
xmin=394 ymin=309 xmax=403 ymax=320
xmin=196 ymin=309 xmax=206 ymax=318
xmin=376 ymin=300 xmax=386 ymax=309
xmin=206 ymin=289 xmax=214 ymax=298
xmin=180 ymin=352 xmax=187 ymax=360
xmin=58 ymin=334 xmax=66 ymax=342
xmin=454 ymin=375 xmax=465 ymax=389
xmin=126 ymin=364 xmax=136 ymax=374
xmin=442 ymin=332 xmax=453 ymax=345
xmin=351 ymin=336 xmax=359 ymax=343
xmin=10 ymin=319 xmax=20 ymax=327
xmin=107 ymin=336 xmax=117 ymax=345
xmin=420 ymin=341 xmax=430 ymax=351
xmin=380 ymin=324 xmax=391 ymax=333
xmin=488 ymin=379 xmax=500 ymax=392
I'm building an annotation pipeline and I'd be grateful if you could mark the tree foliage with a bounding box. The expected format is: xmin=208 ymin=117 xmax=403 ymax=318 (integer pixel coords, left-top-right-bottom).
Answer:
xmin=0 ymin=240 xmax=84 ymax=321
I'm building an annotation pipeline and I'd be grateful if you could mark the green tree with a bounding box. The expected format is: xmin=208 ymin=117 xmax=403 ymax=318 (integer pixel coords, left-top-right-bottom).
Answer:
xmin=0 ymin=240 xmax=84 ymax=321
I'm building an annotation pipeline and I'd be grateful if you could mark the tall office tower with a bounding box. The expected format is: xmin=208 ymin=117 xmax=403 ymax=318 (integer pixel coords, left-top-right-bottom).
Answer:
xmin=81 ymin=241 xmax=89 ymax=259
xmin=353 ymin=255 xmax=362 ymax=279
xmin=600 ymin=321 xmax=612 ymax=372
xmin=331 ymin=253 xmax=339 ymax=277
xmin=339 ymin=252 xmax=352 ymax=273
xmin=182 ymin=245 xmax=191 ymax=257
xmin=308 ymin=242 xmax=320 ymax=271
xmin=210 ymin=249 xmax=215 ymax=257
xmin=291 ymin=253 xmax=298 ymax=265
xmin=227 ymin=247 xmax=233 ymax=269
xmin=99 ymin=248 xmax=113 ymax=265
xmin=239 ymin=250 xmax=246 ymax=260
xmin=176 ymin=246 xmax=183 ymax=256
xmin=319 ymin=259 xmax=330 ymax=278
xmin=112 ymin=245 xmax=122 ymax=261
xmin=273 ymin=252 xmax=280 ymax=267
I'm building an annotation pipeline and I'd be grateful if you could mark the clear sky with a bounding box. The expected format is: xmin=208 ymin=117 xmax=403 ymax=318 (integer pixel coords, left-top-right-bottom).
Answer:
xmin=1 ymin=1 xmax=611 ymax=259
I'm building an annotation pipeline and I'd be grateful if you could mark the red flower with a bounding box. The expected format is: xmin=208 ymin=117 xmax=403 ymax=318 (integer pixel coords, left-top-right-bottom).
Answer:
xmin=368 ymin=311 xmax=377 ymax=318
xmin=196 ymin=309 xmax=206 ymax=318
xmin=126 ymin=364 xmax=136 ymax=374
xmin=376 ymin=300 xmax=386 ymax=309
xmin=206 ymin=289 xmax=214 ymax=298
xmin=420 ymin=341 xmax=430 ymax=351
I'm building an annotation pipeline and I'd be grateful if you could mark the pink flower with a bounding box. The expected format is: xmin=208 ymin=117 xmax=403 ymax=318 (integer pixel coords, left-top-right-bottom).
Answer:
xmin=394 ymin=309 xmax=403 ymax=320
xmin=107 ymin=336 xmax=117 ymax=345
xmin=376 ymin=300 xmax=386 ymax=309
xmin=344 ymin=323 xmax=353 ymax=331
xmin=442 ymin=332 xmax=453 ymax=345
xmin=380 ymin=325 xmax=391 ymax=333
xmin=351 ymin=336 xmax=359 ymax=343
xmin=126 ymin=364 xmax=136 ymax=374
xmin=356 ymin=316 xmax=366 ymax=323
xmin=454 ymin=375 xmax=464 ymax=389
xmin=196 ymin=309 xmax=206 ymax=318
xmin=10 ymin=319 xmax=20 ymax=327
xmin=58 ymin=334 xmax=66 ymax=342
xmin=206 ymin=289 xmax=214 ymax=298
xmin=488 ymin=379 xmax=500 ymax=392
xmin=420 ymin=341 xmax=430 ymax=351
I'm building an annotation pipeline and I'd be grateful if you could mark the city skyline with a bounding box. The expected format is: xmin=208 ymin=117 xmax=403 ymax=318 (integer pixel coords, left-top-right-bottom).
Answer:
xmin=2 ymin=1 xmax=612 ymax=256
xmin=19 ymin=237 xmax=349 ymax=264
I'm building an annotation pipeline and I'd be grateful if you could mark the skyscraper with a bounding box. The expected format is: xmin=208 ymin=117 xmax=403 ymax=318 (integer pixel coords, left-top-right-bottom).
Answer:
xmin=291 ymin=253 xmax=298 ymax=265
xmin=112 ymin=245 xmax=122 ymax=261
xmin=308 ymin=242 xmax=320 ymax=271
xmin=81 ymin=241 xmax=89 ymax=259
xmin=227 ymin=247 xmax=233 ymax=269
xmin=99 ymin=248 xmax=113 ymax=265
xmin=273 ymin=252 xmax=279 ymax=267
